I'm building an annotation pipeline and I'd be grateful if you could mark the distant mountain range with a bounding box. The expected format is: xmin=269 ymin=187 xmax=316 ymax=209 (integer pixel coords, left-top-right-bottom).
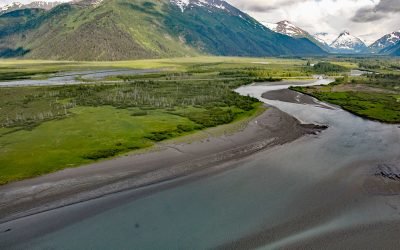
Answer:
xmin=261 ymin=20 xmax=399 ymax=55
xmin=0 ymin=0 xmax=398 ymax=59
xmin=263 ymin=21 xmax=367 ymax=53
xmin=262 ymin=20 xmax=331 ymax=52
xmin=0 ymin=0 xmax=325 ymax=60
xmin=1 ymin=1 xmax=64 ymax=14
xmin=369 ymin=30 xmax=400 ymax=53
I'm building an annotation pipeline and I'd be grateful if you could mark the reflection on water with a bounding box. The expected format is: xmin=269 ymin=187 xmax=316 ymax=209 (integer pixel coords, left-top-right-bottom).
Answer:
xmin=350 ymin=69 xmax=374 ymax=77
xmin=2 ymin=80 xmax=400 ymax=249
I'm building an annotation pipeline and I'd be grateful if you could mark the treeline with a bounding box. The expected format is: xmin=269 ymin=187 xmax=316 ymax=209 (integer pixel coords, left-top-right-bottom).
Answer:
xmin=352 ymin=73 xmax=400 ymax=90
xmin=358 ymin=62 xmax=381 ymax=70
xmin=311 ymin=62 xmax=348 ymax=74
xmin=0 ymin=77 xmax=259 ymax=129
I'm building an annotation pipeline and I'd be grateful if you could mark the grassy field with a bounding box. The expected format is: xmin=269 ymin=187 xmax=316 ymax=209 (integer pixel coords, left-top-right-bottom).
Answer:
xmin=1 ymin=56 xmax=398 ymax=184
xmin=0 ymin=105 xmax=263 ymax=184
xmin=1 ymin=57 xmax=288 ymax=184
xmin=0 ymin=56 xmax=349 ymax=81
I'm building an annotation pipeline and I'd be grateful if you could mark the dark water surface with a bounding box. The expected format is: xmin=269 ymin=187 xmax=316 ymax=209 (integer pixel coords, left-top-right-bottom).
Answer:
xmin=1 ymin=80 xmax=399 ymax=249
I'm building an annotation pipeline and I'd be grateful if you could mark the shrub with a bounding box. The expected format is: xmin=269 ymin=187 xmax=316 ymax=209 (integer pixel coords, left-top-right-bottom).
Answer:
xmin=83 ymin=148 xmax=122 ymax=160
xmin=131 ymin=111 xmax=148 ymax=116
xmin=145 ymin=131 xmax=176 ymax=141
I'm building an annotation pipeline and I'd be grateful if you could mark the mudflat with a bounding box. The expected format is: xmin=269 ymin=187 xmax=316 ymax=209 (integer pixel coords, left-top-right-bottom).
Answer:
xmin=0 ymin=106 xmax=325 ymax=223
xmin=262 ymin=89 xmax=334 ymax=109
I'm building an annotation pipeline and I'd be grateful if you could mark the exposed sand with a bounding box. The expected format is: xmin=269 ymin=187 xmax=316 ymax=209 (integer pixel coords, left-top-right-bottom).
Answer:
xmin=0 ymin=106 xmax=326 ymax=223
xmin=262 ymin=89 xmax=334 ymax=110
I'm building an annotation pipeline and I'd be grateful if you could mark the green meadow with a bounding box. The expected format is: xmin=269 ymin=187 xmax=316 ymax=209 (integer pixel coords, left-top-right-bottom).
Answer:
xmin=0 ymin=106 xmax=235 ymax=184
xmin=0 ymin=57 xmax=276 ymax=184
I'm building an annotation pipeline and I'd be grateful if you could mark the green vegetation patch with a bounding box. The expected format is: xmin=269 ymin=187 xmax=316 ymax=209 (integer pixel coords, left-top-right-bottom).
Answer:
xmin=0 ymin=106 xmax=201 ymax=184
xmin=311 ymin=62 xmax=348 ymax=74
xmin=292 ymin=85 xmax=400 ymax=123
xmin=351 ymin=73 xmax=400 ymax=91
xmin=0 ymin=60 xmax=269 ymax=184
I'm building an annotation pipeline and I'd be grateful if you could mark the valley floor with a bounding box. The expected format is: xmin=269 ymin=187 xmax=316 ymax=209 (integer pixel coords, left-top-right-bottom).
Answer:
xmin=0 ymin=106 xmax=325 ymax=224
xmin=0 ymin=56 xmax=399 ymax=249
xmin=0 ymin=56 xmax=399 ymax=216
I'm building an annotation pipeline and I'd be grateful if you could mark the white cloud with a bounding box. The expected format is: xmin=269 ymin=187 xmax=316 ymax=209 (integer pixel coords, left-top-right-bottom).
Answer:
xmin=227 ymin=0 xmax=400 ymax=44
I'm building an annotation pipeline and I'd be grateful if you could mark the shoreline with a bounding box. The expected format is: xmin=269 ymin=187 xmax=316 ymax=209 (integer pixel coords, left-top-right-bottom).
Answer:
xmin=0 ymin=106 xmax=326 ymax=224
xmin=290 ymin=88 xmax=400 ymax=125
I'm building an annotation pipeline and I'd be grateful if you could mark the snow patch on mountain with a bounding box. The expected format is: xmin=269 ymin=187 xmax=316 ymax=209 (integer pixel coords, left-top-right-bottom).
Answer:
xmin=262 ymin=22 xmax=278 ymax=31
xmin=170 ymin=0 xmax=228 ymax=12
xmin=82 ymin=0 xmax=104 ymax=7
xmin=0 ymin=0 xmax=109 ymax=13
xmin=1 ymin=1 xmax=68 ymax=14
xmin=261 ymin=20 xmax=308 ymax=38
xmin=369 ymin=30 xmax=400 ymax=51
xmin=170 ymin=0 xmax=190 ymax=11
xmin=1 ymin=2 xmax=23 ymax=12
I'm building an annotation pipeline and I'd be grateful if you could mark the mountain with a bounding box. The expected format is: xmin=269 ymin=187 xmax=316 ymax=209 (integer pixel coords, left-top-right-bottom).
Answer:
xmin=262 ymin=20 xmax=309 ymax=38
xmin=369 ymin=30 xmax=400 ymax=52
xmin=1 ymin=2 xmax=24 ymax=14
xmin=330 ymin=31 xmax=368 ymax=53
xmin=0 ymin=0 xmax=325 ymax=60
xmin=262 ymin=20 xmax=330 ymax=52
xmin=380 ymin=41 xmax=400 ymax=56
xmin=0 ymin=1 xmax=64 ymax=14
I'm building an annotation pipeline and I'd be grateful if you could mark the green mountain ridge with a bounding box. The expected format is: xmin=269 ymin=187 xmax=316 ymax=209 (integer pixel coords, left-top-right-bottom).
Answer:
xmin=0 ymin=0 xmax=326 ymax=60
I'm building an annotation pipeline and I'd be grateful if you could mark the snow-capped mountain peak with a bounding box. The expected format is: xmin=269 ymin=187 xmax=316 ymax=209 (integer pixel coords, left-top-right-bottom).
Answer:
xmin=261 ymin=20 xmax=308 ymax=38
xmin=1 ymin=2 xmax=23 ymax=12
xmin=330 ymin=31 xmax=367 ymax=53
xmin=0 ymin=1 xmax=64 ymax=14
xmin=170 ymin=0 xmax=229 ymax=12
xmin=369 ymin=30 xmax=400 ymax=51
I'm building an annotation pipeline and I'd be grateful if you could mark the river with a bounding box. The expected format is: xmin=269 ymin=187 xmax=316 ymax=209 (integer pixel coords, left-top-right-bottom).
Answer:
xmin=1 ymin=79 xmax=399 ymax=249
xmin=0 ymin=69 xmax=161 ymax=87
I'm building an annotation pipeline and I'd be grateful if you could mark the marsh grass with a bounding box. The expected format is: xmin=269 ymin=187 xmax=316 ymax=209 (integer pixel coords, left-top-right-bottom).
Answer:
xmin=292 ymin=75 xmax=400 ymax=123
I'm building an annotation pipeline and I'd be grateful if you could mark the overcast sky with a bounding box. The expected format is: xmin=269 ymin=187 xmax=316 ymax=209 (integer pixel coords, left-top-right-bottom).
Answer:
xmin=227 ymin=0 xmax=400 ymax=44
xmin=1 ymin=0 xmax=399 ymax=44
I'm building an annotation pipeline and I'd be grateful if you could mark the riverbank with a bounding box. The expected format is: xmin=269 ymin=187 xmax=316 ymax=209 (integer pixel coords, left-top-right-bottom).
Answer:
xmin=0 ymin=106 xmax=325 ymax=224
xmin=290 ymin=81 xmax=400 ymax=124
